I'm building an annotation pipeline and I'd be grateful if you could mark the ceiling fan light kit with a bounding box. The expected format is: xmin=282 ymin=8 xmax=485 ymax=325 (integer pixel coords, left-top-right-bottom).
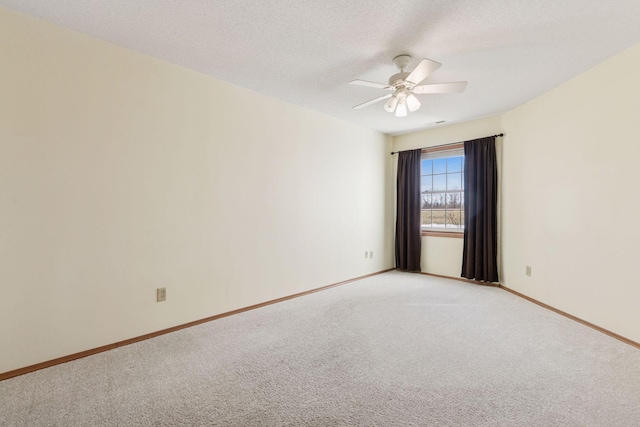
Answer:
xmin=396 ymin=98 xmax=407 ymax=117
xmin=350 ymin=54 xmax=467 ymax=117
xmin=384 ymin=96 xmax=398 ymax=112
xmin=406 ymin=93 xmax=421 ymax=112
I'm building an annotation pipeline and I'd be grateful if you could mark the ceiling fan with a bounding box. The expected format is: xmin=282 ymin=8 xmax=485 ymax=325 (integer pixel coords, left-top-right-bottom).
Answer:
xmin=350 ymin=54 xmax=467 ymax=117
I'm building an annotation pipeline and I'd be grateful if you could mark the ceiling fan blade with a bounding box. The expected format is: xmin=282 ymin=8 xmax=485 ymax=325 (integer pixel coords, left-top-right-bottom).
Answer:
xmin=349 ymin=79 xmax=392 ymax=90
xmin=413 ymin=81 xmax=468 ymax=94
xmin=352 ymin=94 xmax=393 ymax=110
xmin=405 ymin=58 xmax=442 ymax=85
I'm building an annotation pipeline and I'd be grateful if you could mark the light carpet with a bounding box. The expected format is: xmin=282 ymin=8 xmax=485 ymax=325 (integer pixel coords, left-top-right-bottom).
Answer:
xmin=1 ymin=271 xmax=639 ymax=426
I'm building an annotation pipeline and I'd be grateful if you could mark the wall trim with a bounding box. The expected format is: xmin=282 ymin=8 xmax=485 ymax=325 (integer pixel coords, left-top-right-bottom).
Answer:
xmin=499 ymin=284 xmax=640 ymax=350
xmin=419 ymin=271 xmax=498 ymax=287
xmin=419 ymin=271 xmax=639 ymax=350
xmin=6 ymin=268 xmax=635 ymax=381
xmin=0 ymin=268 xmax=395 ymax=382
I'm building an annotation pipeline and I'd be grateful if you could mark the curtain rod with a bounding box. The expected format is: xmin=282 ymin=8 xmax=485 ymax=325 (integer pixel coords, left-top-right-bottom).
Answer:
xmin=390 ymin=133 xmax=504 ymax=155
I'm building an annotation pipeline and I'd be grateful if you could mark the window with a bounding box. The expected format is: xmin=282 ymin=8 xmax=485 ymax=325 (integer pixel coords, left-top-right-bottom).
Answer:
xmin=421 ymin=143 xmax=464 ymax=236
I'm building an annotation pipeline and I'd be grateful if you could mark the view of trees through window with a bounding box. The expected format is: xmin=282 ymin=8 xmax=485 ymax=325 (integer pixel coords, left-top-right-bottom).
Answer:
xmin=421 ymin=154 xmax=464 ymax=230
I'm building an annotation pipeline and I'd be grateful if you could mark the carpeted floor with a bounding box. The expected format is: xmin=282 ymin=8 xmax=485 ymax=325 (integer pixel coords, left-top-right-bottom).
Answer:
xmin=1 ymin=271 xmax=639 ymax=426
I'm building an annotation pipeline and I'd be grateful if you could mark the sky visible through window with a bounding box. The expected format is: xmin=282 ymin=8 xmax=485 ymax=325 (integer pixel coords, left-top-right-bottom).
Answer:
xmin=421 ymin=156 xmax=464 ymax=229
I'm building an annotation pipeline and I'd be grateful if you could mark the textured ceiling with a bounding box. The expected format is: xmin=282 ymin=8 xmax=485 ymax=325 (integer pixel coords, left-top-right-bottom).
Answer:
xmin=2 ymin=1 xmax=640 ymax=135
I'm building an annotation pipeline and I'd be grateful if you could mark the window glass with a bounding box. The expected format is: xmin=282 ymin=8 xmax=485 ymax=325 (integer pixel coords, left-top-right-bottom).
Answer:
xmin=433 ymin=158 xmax=447 ymax=174
xmin=421 ymin=148 xmax=465 ymax=232
xmin=421 ymin=193 xmax=432 ymax=209
xmin=433 ymin=175 xmax=446 ymax=191
xmin=446 ymin=211 xmax=462 ymax=228
xmin=447 ymin=156 xmax=462 ymax=173
xmin=432 ymin=209 xmax=445 ymax=227
xmin=421 ymin=176 xmax=432 ymax=192
xmin=421 ymin=159 xmax=432 ymax=175
xmin=446 ymin=193 xmax=462 ymax=208
xmin=422 ymin=210 xmax=432 ymax=227
xmin=447 ymin=173 xmax=462 ymax=191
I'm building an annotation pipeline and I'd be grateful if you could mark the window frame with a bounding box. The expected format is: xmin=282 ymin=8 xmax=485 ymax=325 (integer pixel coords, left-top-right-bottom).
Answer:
xmin=421 ymin=143 xmax=465 ymax=238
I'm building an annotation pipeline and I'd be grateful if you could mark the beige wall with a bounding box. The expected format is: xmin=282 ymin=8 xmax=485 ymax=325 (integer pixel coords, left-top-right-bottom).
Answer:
xmin=392 ymin=116 xmax=503 ymax=277
xmin=0 ymin=8 xmax=393 ymax=374
xmin=501 ymin=43 xmax=640 ymax=343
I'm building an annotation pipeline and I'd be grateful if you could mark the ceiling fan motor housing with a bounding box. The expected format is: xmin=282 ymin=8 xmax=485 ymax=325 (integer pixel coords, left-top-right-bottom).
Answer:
xmin=392 ymin=54 xmax=413 ymax=71
xmin=389 ymin=72 xmax=411 ymax=88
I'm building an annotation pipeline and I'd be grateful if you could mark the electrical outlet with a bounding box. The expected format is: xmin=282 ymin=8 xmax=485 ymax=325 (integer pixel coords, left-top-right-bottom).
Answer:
xmin=526 ymin=266 xmax=532 ymax=277
xmin=370 ymin=251 xmax=374 ymax=259
xmin=364 ymin=251 xmax=368 ymax=259
xmin=157 ymin=287 xmax=167 ymax=302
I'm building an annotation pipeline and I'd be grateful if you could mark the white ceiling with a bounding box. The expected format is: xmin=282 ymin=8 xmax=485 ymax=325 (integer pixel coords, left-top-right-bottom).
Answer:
xmin=2 ymin=1 xmax=640 ymax=135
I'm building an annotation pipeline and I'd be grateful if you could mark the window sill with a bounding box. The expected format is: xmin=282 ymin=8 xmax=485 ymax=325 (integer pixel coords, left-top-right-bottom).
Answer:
xmin=421 ymin=230 xmax=464 ymax=238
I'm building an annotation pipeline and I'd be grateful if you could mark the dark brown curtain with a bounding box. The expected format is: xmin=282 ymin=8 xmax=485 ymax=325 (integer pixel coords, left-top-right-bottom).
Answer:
xmin=395 ymin=149 xmax=422 ymax=272
xmin=462 ymin=137 xmax=499 ymax=282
